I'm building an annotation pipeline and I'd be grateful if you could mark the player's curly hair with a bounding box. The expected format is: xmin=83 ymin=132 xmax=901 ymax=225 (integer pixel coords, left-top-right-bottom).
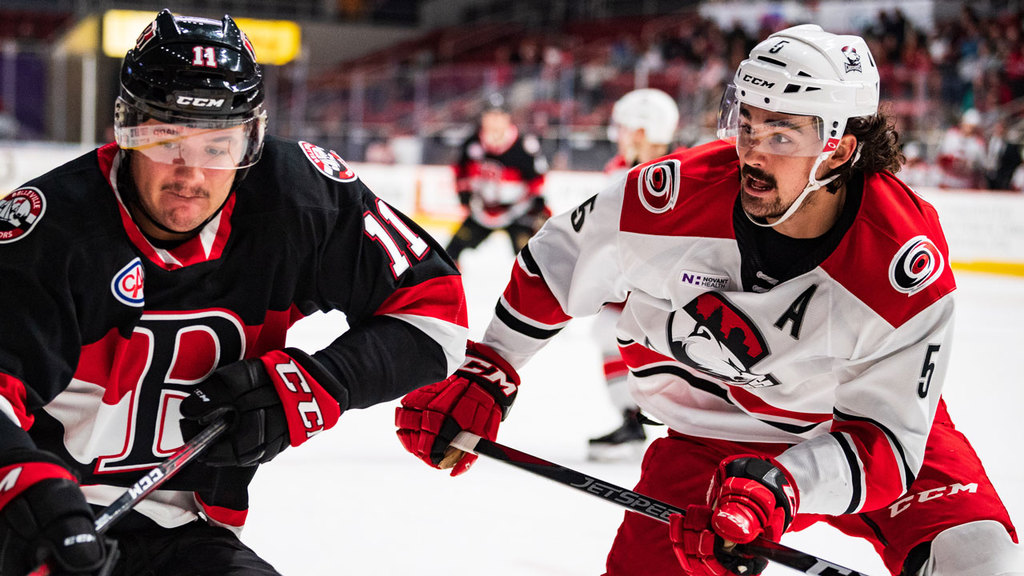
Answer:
xmin=825 ymin=107 xmax=905 ymax=193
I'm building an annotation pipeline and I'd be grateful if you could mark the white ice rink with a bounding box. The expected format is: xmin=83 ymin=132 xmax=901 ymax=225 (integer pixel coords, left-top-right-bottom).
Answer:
xmin=241 ymin=231 xmax=1024 ymax=576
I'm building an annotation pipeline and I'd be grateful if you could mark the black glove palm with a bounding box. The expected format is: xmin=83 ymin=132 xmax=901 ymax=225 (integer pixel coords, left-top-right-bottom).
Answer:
xmin=0 ymin=453 xmax=107 ymax=575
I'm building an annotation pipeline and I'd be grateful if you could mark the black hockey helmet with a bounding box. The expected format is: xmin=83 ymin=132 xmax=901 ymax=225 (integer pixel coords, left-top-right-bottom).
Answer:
xmin=114 ymin=9 xmax=267 ymax=169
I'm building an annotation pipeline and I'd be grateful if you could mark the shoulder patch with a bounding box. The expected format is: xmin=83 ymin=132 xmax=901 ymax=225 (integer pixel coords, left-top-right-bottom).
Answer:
xmin=888 ymin=235 xmax=944 ymax=295
xmin=0 ymin=187 xmax=46 ymax=243
xmin=636 ymin=159 xmax=680 ymax=214
xmin=298 ymin=141 xmax=357 ymax=183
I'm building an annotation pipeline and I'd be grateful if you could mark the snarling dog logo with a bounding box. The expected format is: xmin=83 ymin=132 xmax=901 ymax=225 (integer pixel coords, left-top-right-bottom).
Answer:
xmin=0 ymin=187 xmax=46 ymax=244
xmin=841 ymin=45 xmax=862 ymax=73
xmin=667 ymin=292 xmax=778 ymax=388
xmin=636 ymin=159 xmax=680 ymax=214
xmin=889 ymin=235 xmax=944 ymax=295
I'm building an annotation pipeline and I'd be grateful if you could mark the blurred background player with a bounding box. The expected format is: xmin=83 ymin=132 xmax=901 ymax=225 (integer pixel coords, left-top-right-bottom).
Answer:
xmin=588 ymin=88 xmax=681 ymax=460
xmin=445 ymin=93 xmax=550 ymax=264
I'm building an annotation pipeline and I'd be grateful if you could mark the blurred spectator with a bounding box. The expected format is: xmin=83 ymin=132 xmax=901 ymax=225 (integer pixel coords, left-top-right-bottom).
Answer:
xmin=937 ymin=108 xmax=987 ymax=189
xmin=984 ymin=119 xmax=1022 ymax=190
xmin=899 ymin=141 xmax=942 ymax=189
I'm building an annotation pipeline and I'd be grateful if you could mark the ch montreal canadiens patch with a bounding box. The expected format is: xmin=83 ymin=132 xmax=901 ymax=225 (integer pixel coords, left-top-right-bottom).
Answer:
xmin=299 ymin=141 xmax=357 ymax=183
xmin=111 ymin=257 xmax=145 ymax=307
xmin=636 ymin=159 xmax=680 ymax=214
xmin=0 ymin=187 xmax=46 ymax=243
xmin=889 ymin=235 xmax=944 ymax=295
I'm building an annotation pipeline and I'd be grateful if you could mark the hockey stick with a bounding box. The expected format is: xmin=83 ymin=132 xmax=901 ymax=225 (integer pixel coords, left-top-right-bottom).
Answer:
xmin=451 ymin=432 xmax=876 ymax=576
xmin=27 ymin=418 xmax=229 ymax=576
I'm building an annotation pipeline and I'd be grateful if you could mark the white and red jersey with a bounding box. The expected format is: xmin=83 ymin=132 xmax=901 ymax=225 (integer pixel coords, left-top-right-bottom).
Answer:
xmin=482 ymin=139 xmax=957 ymax=517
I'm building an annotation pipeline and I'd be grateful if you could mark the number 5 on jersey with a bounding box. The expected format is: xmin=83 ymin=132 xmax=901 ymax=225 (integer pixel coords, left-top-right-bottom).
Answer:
xmin=363 ymin=199 xmax=429 ymax=278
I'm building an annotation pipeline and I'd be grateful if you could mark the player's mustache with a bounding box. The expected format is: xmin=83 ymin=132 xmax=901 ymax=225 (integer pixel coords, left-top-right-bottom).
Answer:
xmin=740 ymin=165 xmax=777 ymax=189
xmin=162 ymin=182 xmax=209 ymax=197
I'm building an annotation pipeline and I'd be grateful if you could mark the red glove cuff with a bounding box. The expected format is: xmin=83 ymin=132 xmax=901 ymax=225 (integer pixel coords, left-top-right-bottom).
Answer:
xmin=261 ymin=350 xmax=343 ymax=447
xmin=0 ymin=461 xmax=76 ymax=510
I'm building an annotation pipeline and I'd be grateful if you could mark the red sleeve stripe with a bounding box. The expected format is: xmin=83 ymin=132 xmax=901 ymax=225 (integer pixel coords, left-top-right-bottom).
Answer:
xmin=196 ymin=493 xmax=248 ymax=529
xmin=500 ymin=259 xmax=571 ymax=327
xmin=831 ymin=413 xmax=912 ymax=512
xmin=728 ymin=387 xmax=832 ymax=427
xmin=0 ymin=462 xmax=76 ymax=510
xmin=618 ymin=341 xmax=676 ymax=367
xmin=0 ymin=372 xmax=33 ymax=429
xmin=373 ymin=275 xmax=468 ymax=328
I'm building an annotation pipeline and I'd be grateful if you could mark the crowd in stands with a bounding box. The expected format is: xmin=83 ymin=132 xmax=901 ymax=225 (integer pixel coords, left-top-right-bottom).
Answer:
xmin=4 ymin=3 xmax=1024 ymax=190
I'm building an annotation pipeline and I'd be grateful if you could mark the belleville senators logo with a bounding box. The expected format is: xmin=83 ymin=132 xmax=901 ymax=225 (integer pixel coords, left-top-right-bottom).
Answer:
xmin=0 ymin=187 xmax=46 ymax=243
xmin=299 ymin=141 xmax=357 ymax=183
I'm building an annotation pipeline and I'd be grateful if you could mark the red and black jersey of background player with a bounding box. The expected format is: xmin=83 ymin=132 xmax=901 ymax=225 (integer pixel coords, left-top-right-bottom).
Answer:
xmin=453 ymin=125 xmax=548 ymax=216
xmin=0 ymin=135 xmax=466 ymax=529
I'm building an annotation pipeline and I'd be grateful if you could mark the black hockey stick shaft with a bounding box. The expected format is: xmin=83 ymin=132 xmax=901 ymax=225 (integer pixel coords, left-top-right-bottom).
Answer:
xmin=451 ymin=432 xmax=875 ymax=576
xmin=27 ymin=418 xmax=229 ymax=576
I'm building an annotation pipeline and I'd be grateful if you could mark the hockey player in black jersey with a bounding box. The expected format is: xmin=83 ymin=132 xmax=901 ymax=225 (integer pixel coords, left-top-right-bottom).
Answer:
xmin=0 ymin=10 xmax=466 ymax=575
xmin=444 ymin=93 xmax=550 ymax=264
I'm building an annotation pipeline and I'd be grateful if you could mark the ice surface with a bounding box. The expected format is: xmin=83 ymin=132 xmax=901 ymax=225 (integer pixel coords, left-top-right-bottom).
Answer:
xmin=242 ymin=231 xmax=1023 ymax=576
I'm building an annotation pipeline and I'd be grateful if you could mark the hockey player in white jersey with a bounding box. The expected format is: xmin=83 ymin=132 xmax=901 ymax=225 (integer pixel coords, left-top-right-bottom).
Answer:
xmin=396 ymin=24 xmax=1022 ymax=576
xmin=588 ymin=88 xmax=682 ymax=460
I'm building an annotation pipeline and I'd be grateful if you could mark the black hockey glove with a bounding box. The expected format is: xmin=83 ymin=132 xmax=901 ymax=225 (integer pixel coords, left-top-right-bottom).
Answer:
xmin=179 ymin=348 xmax=349 ymax=467
xmin=0 ymin=449 xmax=107 ymax=575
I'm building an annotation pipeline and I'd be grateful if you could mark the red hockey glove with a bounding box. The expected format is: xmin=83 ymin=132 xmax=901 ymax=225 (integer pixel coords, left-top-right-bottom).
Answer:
xmin=180 ymin=348 xmax=348 ymax=467
xmin=0 ymin=450 xmax=107 ymax=575
xmin=395 ymin=341 xmax=518 ymax=476
xmin=670 ymin=455 xmax=798 ymax=576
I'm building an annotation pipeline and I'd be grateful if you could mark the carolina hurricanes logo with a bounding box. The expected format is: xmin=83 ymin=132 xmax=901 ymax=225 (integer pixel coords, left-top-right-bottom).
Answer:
xmin=111 ymin=258 xmax=145 ymax=307
xmin=841 ymin=46 xmax=863 ymax=73
xmin=889 ymin=235 xmax=944 ymax=295
xmin=0 ymin=188 xmax=46 ymax=244
xmin=636 ymin=159 xmax=680 ymax=214
xmin=299 ymin=141 xmax=357 ymax=182
xmin=668 ymin=292 xmax=778 ymax=388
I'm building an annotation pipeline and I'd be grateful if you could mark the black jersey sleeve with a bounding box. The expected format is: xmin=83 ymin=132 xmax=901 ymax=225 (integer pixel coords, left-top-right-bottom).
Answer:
xmin=277 ymin=143 xmax=467 ymax=409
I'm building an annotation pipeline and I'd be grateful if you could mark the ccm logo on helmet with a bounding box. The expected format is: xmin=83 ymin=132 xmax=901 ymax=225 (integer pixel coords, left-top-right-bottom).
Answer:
xmin=175 ymin=95 xmax=225 ymax=108
xmin=742 ymin=74 xmax=775 ymax=89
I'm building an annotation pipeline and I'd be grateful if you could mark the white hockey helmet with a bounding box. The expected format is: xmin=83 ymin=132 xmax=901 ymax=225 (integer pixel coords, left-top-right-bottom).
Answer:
xmin=610 ymin=88 xmax=680 ymax=145
xmin=719 ymin=24 xmax=879 ymax=156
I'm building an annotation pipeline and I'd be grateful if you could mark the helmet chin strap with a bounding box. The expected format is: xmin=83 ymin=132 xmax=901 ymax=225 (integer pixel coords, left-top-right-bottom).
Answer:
xmin=744 ymin=143 xmax=862 ymax=229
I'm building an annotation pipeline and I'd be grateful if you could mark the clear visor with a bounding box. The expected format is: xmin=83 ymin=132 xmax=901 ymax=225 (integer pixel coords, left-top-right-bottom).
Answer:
xmin=114 ymin=97 xmax=266 ymax=169
xmin=717 ymin=85 xmax=827 ymax=158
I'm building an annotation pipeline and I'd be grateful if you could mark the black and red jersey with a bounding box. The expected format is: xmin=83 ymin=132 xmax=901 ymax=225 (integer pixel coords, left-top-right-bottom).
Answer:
xmin=453 ymin=126 xmax=548 ymax=228
xmin=0 ymin=135 xmax=467 ymax=531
